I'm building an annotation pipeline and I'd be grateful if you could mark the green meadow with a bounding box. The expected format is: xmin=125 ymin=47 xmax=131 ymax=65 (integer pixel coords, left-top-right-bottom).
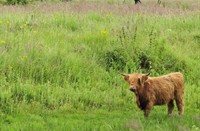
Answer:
xmin=0 ymin=0 xmax=200 ymax=130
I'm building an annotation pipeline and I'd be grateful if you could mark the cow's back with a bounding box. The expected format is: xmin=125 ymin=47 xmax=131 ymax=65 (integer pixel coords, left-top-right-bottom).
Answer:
xmin=166 ymin=72 xmax=184 ymax=91
xmin=146 ymin=72 xmax=184 ymax=105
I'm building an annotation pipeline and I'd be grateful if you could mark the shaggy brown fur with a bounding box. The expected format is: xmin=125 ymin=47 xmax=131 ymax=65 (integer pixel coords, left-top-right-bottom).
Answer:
xmin=123 ymin=72 xmax=184 ymax=117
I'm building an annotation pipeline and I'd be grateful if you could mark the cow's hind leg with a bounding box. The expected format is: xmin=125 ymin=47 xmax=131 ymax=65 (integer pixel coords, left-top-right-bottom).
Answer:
xmin=167 ymin=100 xmax=174 ymax=115
xmin=175 ymin=94 xmax=184 ymax=115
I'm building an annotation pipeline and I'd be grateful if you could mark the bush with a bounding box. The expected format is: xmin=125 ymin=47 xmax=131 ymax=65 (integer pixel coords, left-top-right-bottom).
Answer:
xmin=102 ymin=48 xmax=128 ymax=71
xmin=6 ymin=0 xmax=29 ymax=5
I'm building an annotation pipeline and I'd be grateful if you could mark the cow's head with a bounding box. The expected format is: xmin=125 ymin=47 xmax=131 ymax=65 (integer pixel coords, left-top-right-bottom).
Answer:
xmin=121 ymin=73 xmax=149 ymax=92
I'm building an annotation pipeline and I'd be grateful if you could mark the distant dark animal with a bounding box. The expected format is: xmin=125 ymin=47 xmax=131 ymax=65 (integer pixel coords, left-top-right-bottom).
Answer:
xmin=134 ymin=0 xmax=161 ymax=4
xmin=122 ymin=72 xmax=184 ymax=117
xmin=134 ymin=0 xmax=141 ymax=4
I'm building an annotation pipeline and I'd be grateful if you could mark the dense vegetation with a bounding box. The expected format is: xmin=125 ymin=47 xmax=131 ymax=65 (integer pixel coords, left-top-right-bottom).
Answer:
xmin=0 ymin=0 xmax=200 ymax=130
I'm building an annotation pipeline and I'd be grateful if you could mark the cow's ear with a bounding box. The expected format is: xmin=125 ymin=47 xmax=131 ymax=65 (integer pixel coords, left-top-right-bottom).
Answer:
xmin=142 ymin=74 xmax=148 ymax=82
xmin=138 ymin=75 xmax=148 ymax=86
xmin=120 ymin=74 xmax=129 ymax=81
xmin=124 ymin=75 xmax=129 ymax=81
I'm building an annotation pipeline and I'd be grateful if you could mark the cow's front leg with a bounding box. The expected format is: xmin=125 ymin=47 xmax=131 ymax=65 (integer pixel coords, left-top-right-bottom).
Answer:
xmin=144 ymin=102 xmax=154 ymax=117
xmin=168 ymin=100 xmax=174 ymax=115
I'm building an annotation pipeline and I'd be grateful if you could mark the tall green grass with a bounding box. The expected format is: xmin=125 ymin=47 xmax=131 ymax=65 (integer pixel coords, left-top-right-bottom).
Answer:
xmin=0 ymin=3 xmax=200 ymax=130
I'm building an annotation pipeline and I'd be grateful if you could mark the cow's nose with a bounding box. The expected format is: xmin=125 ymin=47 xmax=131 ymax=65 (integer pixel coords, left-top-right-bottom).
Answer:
xmin=129 ymin=85 xmax=136 ymax=92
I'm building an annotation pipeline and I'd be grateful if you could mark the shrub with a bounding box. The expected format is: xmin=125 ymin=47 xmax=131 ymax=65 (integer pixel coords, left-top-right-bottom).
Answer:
xmin=102 ymin=48 xmax=128 ymax=71
xmin=6 ymin=0 xmax=29 ymax=5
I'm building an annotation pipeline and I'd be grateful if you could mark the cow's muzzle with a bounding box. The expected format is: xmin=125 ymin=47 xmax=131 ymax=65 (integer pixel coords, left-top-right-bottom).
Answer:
xmin=129 ymin=86 xmax=136 ymax=92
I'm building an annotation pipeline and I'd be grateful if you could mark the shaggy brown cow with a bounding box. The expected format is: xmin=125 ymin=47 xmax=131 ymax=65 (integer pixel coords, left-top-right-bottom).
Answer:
xmin=122 ymin=72 xmax=184 ymax=117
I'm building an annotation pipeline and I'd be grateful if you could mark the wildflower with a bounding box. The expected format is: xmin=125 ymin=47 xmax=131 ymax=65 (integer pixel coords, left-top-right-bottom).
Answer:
xmin=0 ymin=40 xmax=6 ymax=45
xmin=101 ymin=30 xmax=108 ymax=37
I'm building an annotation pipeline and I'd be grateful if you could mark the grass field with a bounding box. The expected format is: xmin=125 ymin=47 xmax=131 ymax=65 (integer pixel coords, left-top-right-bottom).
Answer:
xmin=0 ymin=0 xmax=200 ymax=130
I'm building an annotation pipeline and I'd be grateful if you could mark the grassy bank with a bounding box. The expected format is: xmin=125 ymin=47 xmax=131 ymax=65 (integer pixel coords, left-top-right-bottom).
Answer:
xmin=0 ymin=1 xmax=200 ymax=130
